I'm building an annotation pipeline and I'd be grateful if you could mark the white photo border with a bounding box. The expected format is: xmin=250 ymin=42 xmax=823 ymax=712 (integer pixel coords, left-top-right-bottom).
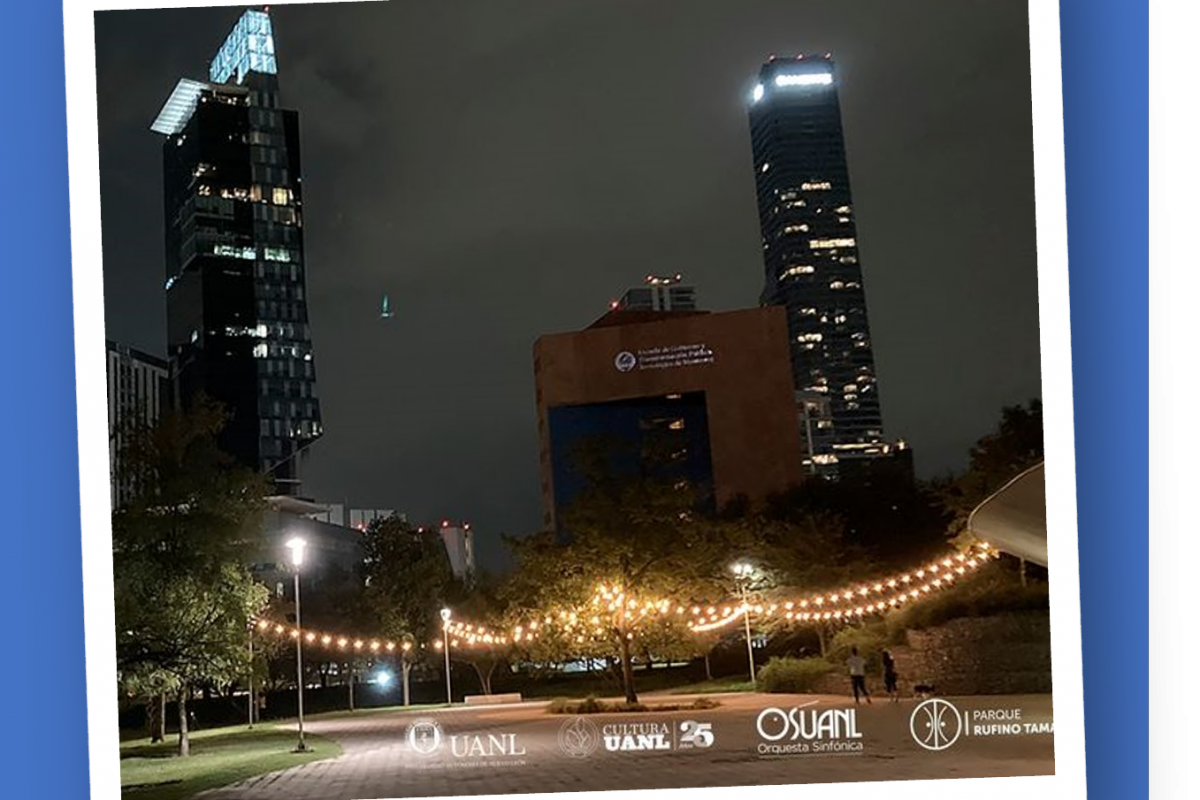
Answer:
xmin=61 ymin=1 xmax=1085 ymax=798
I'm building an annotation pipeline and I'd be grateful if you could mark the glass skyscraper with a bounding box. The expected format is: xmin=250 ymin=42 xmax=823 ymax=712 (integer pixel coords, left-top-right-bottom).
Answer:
xmin=152 ymin=9 xmax=321 ymax=493
xmin=747 ymin=54 xmax=904 ymax=479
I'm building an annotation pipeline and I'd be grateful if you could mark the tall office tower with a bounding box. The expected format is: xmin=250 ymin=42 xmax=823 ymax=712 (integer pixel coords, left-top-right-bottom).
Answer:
xmin=615 ymin=274 xmax=698 ymax=312
xmin=747 ymin=54 xmax=896 ymax=479
xmin=151 ymin=9 xmax=321 ymax=494
xmin=106 ymin=340 xmax=170 ymax=508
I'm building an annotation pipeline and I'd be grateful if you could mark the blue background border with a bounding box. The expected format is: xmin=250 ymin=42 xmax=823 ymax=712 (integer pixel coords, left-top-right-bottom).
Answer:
xmin=0 ymin=0 xmax=1147 ymax=797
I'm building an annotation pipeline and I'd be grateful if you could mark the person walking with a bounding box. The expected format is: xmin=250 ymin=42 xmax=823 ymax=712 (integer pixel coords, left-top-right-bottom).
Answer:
xmin=846 ymin=646 xmax=871 ymax=705
xmin=882 ymin=649 xmax=899 ymax=703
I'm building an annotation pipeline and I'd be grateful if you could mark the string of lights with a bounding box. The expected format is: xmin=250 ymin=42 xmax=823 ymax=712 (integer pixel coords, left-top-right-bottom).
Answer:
xmin=250 ymin=544 xmax=997 ymax=655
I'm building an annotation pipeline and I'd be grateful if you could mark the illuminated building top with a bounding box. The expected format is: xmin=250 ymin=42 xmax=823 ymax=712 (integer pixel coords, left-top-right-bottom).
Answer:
xmin=209 ymin=9 xmax=277 ymax=85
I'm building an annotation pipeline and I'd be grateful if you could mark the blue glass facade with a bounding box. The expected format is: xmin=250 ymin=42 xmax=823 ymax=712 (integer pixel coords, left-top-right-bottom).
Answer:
xmin=155 ymin=10 xmax=320 ymax=493
xmin=547 ymin=392 xmax=715 ymax=522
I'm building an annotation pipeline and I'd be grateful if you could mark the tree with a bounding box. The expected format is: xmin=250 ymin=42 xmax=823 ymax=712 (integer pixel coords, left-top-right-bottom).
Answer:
xmin=112 ymin=398 xmax=271 ymax=756
xmin=939 ymin=400 xmax=1045 ymax=543
xmin=504 ymin=476 xmax=747 ymax=703
xmin=361 ymin=517 xmax=458 ymax=646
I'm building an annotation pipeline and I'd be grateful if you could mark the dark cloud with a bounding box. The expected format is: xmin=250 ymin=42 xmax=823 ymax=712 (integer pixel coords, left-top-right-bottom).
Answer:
xmin=96 ymin=1 xmax=1041 ymax=571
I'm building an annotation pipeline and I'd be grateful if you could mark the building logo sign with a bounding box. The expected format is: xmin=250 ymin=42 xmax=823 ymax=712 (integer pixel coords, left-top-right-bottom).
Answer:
xmin=613 ymin=344 xmax=715 ymax=373
xmin=755 ymin=706 xmax=864 ymax=756
xmin=558 ymin=716 xmax=601 ymax=758
xmin=614 ymin=351 xmax=638 ymax=372
xmin=908 ymin=700 xmax=1052 ymax=751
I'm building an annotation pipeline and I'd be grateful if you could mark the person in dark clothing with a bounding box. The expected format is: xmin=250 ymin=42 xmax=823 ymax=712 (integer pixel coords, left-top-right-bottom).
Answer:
xmin=882 ymin=649 xmax=899 ymax=703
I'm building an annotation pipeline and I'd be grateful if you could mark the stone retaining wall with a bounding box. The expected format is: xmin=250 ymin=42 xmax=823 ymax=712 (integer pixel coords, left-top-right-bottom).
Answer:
xmin=813 ymin=612 xmax=1052 ymax=697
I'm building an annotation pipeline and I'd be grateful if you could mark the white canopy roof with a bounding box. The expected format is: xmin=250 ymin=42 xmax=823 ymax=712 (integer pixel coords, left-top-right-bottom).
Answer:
xmin=967 ymin=462 xmax=1048 ymax=567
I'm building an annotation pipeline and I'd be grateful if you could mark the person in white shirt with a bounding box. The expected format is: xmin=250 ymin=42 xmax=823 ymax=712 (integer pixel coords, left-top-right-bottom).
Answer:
xmin=846 ymin=647 xmax=871 ymax=705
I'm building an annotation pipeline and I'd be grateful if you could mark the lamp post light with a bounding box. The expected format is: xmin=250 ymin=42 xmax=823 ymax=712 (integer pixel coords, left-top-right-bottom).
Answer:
xmin=731 ymin=562 xmax=758 ymax=690
xmin=285 ymin=537 xmax=310 ymax=753
xmin=440 ymin=607 xmax=453 ymax=705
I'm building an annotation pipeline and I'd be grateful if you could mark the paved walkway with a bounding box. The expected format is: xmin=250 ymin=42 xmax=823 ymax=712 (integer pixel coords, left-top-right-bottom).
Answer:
xmin=199 ymin=693 xmax=1054 ymax=799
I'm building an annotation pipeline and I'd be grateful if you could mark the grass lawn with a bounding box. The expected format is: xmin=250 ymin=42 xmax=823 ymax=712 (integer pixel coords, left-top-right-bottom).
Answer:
xmin=662 ymin=676 xmax=756 ymax=695
xmin=121 ymin=724 xmax=340 ymax=800
xmin=301 ymin=702 xmax=449 ymax=722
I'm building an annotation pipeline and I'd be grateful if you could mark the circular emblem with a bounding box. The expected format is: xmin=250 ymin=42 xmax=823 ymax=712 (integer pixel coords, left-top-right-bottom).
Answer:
xmin=614 ymin=351 xmax=637 ymax=372
xmin=406 ymin=717 xmax=444 ymax=756
xmin=909 ymin=698 xmax=963 ymax=751
xmin=558 ymin=716 xmax=600 ymax=758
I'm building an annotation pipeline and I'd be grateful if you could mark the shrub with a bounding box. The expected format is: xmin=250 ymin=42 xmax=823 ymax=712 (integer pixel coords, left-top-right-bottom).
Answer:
xmin=547 ymin=696 xmax=609 ymax=714
xmin=758 ymin=657 xmax=834 ymax=694
xmin=827 ymin=625 xmax=888 ymax=673
xmin=885 ymin=564 xmax=1050 ymax=640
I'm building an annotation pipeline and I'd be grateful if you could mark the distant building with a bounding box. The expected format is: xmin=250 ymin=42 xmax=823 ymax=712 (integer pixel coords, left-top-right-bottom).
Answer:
xmin=746 ymin=54 xmax=909 ymax=480
xmin=437 ymin=520 xmax=476 ymax=583
xmin=534 ymin=307 xmax=805 ymax=530
xmin=106 ymin=340 xmax=170 ymax=508
xmin=614 ymin=274 xmax=697 ymax=313
xmin=152 ymin=9 xmax=322 ymax=495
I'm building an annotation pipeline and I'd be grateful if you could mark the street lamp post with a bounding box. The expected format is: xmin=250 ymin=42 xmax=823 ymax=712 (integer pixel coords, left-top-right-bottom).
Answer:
xmin=440 ymin=608 xmax=453 ymax=705
xmin=285 ymin=537 xmax=310 ymax=753
xmin=732 ymin=562 xmax=757 ymax=689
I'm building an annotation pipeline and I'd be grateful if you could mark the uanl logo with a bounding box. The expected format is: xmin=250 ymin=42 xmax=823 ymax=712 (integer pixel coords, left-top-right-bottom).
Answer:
xmin=405 ymin=717 xmax=528 ymax=762
xmin=406 ymin=718 xmax=443 ymax=757
xmin=909 ymin=700 xmax=1053 ymax=751
xmin=614 ymin=351 xmax=638 ymax=372
xmin=755 ymin=706 xmax=864 ymax=755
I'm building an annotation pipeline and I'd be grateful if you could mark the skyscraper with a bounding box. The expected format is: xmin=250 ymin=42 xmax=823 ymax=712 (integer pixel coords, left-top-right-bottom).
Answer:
xmin=747 ymin=54 xmax=899 ymax=479
xmin=106 ymin=340 xmax=169 ymax=508
xmin=152 ymin=9 xmax=321 ymax=494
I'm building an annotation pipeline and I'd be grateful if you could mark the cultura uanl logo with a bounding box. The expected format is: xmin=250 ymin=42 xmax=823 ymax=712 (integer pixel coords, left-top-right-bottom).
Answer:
xmin=755 ymin=706 xmax=864 ymax=755
xmin=558 ymin=716 xmax=600 ymax=759
xmin=602 ymin=721 xmax=672 ymax=751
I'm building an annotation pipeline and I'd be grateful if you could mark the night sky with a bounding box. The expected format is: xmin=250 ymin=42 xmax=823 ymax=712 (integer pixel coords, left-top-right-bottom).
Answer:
xmin=96 ymin=1 xmax=1042 ymax=571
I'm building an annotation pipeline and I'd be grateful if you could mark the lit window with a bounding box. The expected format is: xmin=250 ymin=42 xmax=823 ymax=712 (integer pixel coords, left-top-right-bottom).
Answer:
xmin=272 ymin=187 xmax=290 ymax=205
xmin=761 ymin=162 xmax=771 ymax=173
xmin=801 ymin=181 xmax=832 ymax=191
xmin=782 ymin=265 xmax=815 ymax=278
xmin=213 ymin=244 xmax=257 ymax=260
xmin=800 ymin=307 xmax=817 ymax=315
xmin=783 ymin=224 xmax=810 ymax=234
xmin=798 ymin=333 xmax=823 ymax=343
xmin=835 ymin=206 xmax=852 ymax=214
xmin=829 ymin=281 xmax=845 ymax=290
xmin=809 ymin=237 xmax=856 ymax=249
xmin=265 ymin=247 xmax=290 ymax=262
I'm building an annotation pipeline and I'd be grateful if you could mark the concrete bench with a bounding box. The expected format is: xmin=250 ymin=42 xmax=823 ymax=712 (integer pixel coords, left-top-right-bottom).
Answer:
xmin=463 ymin=693 xmax=522 ymax=706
